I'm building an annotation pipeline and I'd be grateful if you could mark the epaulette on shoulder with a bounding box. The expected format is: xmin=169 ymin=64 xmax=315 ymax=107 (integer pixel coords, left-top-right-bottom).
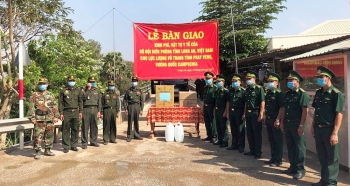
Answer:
xmin=276 ymin=89 xmax=281 ymax=93
xmin=256 ymin=84 xmax=261 ymax=88
xmin=333 ymin=87 xmax=340 ymax=93
xmin=241 ymin=87 xmax=246 ymax=90
xmin=299 ymin=88 xmax=305 ymax=92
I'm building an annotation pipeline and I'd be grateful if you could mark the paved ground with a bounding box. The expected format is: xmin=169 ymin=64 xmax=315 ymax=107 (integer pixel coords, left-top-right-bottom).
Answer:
xmin=1 ymin=97 xmax=350 ymax=186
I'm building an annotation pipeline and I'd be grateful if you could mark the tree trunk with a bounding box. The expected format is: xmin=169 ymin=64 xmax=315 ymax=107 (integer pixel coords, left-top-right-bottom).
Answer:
xmin=0 ymin=92 xmax=14 ymax=148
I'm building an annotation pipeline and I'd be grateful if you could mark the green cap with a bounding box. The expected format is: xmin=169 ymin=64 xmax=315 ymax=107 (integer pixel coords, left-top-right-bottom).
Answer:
xmin=67 ymin=75 xmax=75 ymax=81
xmin=287 ymin=70 xmax=303 ymax=82
xmin=246 ymin=70 xmax=257 ymax=78
xmin=231 ymin=73 xmax=242 ymax=81
xmin=38 ymin=77 xmax=48 ymax=83
xmin=267 ymin=72 xmax=281 ymax=81
xmin=216 ymin=74 xmax=225 ymax=82
xmin=316 ymin=66 xmax=335 ymax=78
xmin=132 ymin=76 xmax=139 ymax=82
xmin=88 ymin=76 xmax=96 ymax=82
xmin=204 ymin=71 xmax=214 ymax=79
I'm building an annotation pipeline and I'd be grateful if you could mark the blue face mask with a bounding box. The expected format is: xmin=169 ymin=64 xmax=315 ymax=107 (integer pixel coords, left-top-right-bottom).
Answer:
xmin=287 ymin=82 xmax=295 ymax=89
xmin=267 ymin=82 xmax=275 ymax=89
xmin=91 ymin=83 xmax=96 ymax=87
xmin=132 ymin=82 xmax=138 ymax=87
xmin=109 ymin=86 xmax=115 ymax=90
xmin=38 ymin=84 xmax=47 ymax=91
xmin=216 ymin=82 xmax=222 ymax=88
xmin=232 ymin=82 xmax=239 ymax=88
xmin=317 ymin=78 xmax=326 ymax=87
xmin=68 ymin=81 xmax=75 ymax=87
xmin=205 ymin=79 xmax=212 ymax=85
xmin=246 ymin=80 xmax=253 ymax=86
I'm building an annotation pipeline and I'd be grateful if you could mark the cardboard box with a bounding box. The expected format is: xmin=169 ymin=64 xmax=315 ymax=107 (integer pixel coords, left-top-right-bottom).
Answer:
xmin=179 ymin=91 xmax=197 ymax=100
xmin=155 ymin=85 xmax=174 ymax=107
xmin=179 ymin=99 xmax=198 ymax=107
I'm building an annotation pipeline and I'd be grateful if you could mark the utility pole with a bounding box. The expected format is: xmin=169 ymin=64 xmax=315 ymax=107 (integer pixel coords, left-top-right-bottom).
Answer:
xmin=231 ymin=6 xmax=238 ymax=74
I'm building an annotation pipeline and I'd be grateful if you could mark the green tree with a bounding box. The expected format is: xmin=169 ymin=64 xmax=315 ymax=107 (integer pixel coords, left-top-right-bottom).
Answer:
xmin=194 ymin=0 xmax=286 ymax=77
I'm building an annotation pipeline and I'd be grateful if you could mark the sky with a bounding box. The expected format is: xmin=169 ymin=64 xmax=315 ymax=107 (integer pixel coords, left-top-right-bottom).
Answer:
xmin=64 ymin=0 xmax=350 ymax=62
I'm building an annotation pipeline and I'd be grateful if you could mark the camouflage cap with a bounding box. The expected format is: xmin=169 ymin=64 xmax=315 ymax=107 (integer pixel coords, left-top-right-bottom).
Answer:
xmin=132 ymin=76 xmax=139 ymax=82
xmin=246 ymin=70 xmax=257 ymax=78
xmin=315 ymin=66 xmax=335 ymax=78
xmin=88 ymin=76 xmax=96 ymax=82
xmin=108 ymin=80 xmax=115 ymax=86
xmin=38 ymin=77 xmax=48 ymax=84
xmin=204 ymin=71 xmax=214 ymax=79
xmin=67 ymin=75 xmax=75 ymax=81
xmin=267 ymin=72 xmax=281 ymax=81
xmin=287 ymin=70 xmax=303 ymax=82
xmin=231 ymin=73 xmax=242 ymax=81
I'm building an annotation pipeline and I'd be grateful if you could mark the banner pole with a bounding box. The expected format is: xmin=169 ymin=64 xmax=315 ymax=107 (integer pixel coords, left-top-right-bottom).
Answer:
xmin=231 ymin=6 xmax=238 ymax=74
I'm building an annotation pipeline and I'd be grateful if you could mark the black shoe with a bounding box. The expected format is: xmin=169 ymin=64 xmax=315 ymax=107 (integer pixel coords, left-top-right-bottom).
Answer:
xmin=281 ymin=168 xmax=297 ymax=174
xmin=269 ymin=162 xmax=282 ymax=167
xmin=126 ymin=138 xmax=131 ymax=142
xmin=264 ymin=159 xmax=274 ymax=164
xmin=213 ymin=141 xmax=222 ymax=145
xmin=70 ymin=147 xmax=78 ymax=151
xmin=254 ymin=155 xmax=261 ymax=159
xmin=293 ymin=172 xmax=305 ymax=180
xmin=227 ymin=146 xmax=239 ymax=150
xmin=209 ymin=139 xmax=215 ymax=143
xmin=90 ymin=143 xmax=100 ymax=147
xmin=63 ymin=149 xmax=69 ymax=153
xmin=134 ymin=136 xmax=143 ymax=140
xmin=103 ymin=142 xmax=108 ymax=145
xmin=311 ymin=181 xmax=323 ymax=186
xmin=110 ymin=140 xmax=117 ymax=143
xmin=202 ymin=137 xmax=211 ymax=141
xmin=238 ymin=149 xmax=244 ymax=153
xmin=219 ymin=143 xmax=228 ymax=148
xmin=244 ymin=151 xmax=254 ymax=156
xmin=82 ymin=144 xmax=87 ymax=149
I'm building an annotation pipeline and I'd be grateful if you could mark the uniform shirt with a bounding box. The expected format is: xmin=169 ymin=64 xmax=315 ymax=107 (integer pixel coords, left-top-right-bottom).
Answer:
xmin=83 ymin=87 xmax=102 ymax=112
xmin=265 ymin=88 xmax=284 ymax=116
xmin=58 ymin=86 xmax=83 ymax=114
xmin=283 ymin=87 xmax=309 ymax=120
xmin=245 ymin=84 xmax=265 ymax=110
xmin=227 ymin=87 xmax=246 ymax=109
xmin=312 ymin=85 xmax=344 ymax=126
xmin=215 ymin=87 xmax=228 ymax=108
xmin=27 ymin=91 xmax=60 ymax=122
xmin=203 ymin=84 xmax=217 ymax=104
xmin=123 ymin=87 xmax=144 ymax=110
xmin=102 ymin=90 xmax=120 ymax=112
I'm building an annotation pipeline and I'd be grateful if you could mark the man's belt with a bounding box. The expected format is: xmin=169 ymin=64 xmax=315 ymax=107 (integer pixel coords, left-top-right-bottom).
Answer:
xmin=104 ymin=107 xmax=116 ymax=109
xmin=63 ymin=108 xmax=79 ymax=112
xmin=285 ymin=118 xmax=300 ymax=122
xmin=230 ymin=107 xmax=244 ymax=111
xmin=84 ymin=105 xmax=97 ymax=108
xmin=315 ymin=122 xmax=333 ymax=128
xmin=266 ymin=115 xmax=278 ymax=119
xmin=204 ymin=103 xmax=214 ymax=106
xmin=128 ymin=102 xmax=140 ymax=105
xmin=246 ymin=109 xmax=259 ymax=113
xmin=215 ymin=106 xmax=225 ymax=109
xmin=35 ymin=110 xmax=51 ymax=116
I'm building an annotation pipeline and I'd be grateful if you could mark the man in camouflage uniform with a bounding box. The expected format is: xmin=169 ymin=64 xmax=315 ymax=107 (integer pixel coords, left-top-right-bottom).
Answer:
xmin=226 ymin=73 xmax=246 ymax=153
xmin=213 ymin=75 xmax=229 ymax=147
xmin=280 ymin=70 xmax=309 ymax=180
xmin=27 ymin=77 xmax=60 ymax=159
xmin=123 ymin=77 xmax=144 ymax=142
xmin=101 ymin=80 xmax=120 ymax=145
xmin=243 ymin=70 xmax=265 ymax=159
xmin=264 ymin=72 xmax=284 ymax=167
xmin=311 ymin=66 xmax=344 ymax=186
xmin=59 ymin=75 xmax=83 ymax=153
xmin=82 ymin=76 xmax=102 ymax=147
xmin=202 ymin=72 xmax=217 ymax=143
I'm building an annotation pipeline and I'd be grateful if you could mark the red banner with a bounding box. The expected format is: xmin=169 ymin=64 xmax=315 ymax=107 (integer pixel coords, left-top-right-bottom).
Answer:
xmin=133 ymin=21 xmax=219 ymax=80
xmin=294 ymin=57 xmax=344 ymax=77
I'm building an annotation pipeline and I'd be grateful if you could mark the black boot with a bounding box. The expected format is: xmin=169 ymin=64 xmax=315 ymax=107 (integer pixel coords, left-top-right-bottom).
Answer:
xmin=44 ymin=148 xmax=55 ymax=156
xmin=34 ymin=150 xmax=41 ymax=160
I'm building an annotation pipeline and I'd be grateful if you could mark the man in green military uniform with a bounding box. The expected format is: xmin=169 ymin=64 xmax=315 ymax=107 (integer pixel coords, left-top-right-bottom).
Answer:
xmin=311 ymin=66 xmax=344 ymax=186
xmin=101 ymin=80 xmax=120 ymax=145
xmin=280 ymin=70 xmax=309 ymax=180
xmin=27 ymin=78 xmax=60 ymax=159
xmin=82 ymin=76 xmax=102 ymax=148
xmin=59 ymin=75 xmax=83 ymax=153
xmin=213 ymin=75 xmax=229 ymax=147
xmin=123 ymin=77 xmax=144 ymax=142
xmin=226 ymin=74 xmax=246 ymax=153
xmin=202 ymin=72 xmax=217 ymax=143
xmin=243 ymin=70 xmax=265 ymax=159
xmin=264 ymin=72 xmax=284 ymax=167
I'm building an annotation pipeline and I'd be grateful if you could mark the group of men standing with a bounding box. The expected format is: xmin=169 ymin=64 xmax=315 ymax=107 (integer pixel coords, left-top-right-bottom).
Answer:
xmin=201 ymin=66 xmax=344 ymax=185
xmin=27 ymin=76 xmax=143 ymax=159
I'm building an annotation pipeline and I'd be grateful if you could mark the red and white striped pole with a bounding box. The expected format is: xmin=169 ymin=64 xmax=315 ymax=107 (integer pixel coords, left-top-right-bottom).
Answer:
xmin=18 ymin=42 xmax=24 ymax=118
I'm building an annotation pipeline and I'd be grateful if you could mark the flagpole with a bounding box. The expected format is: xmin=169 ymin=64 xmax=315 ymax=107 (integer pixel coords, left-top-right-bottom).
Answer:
xmin=231 ymin=6 xmax=238 ymax=74
xmin=18 ymin=42 xmax=24 ymax=118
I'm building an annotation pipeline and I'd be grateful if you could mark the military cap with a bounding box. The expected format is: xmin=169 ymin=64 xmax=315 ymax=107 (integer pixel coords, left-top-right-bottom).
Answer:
xmin=88 ymin=76 xmax=96 ymax=82
xmin=267 ymin=72 xmax=281 ymax=81
xmin=315 ymin=66 xmax=335 ymax=78
xmin=286 ymin=70 xmax=303 ymax=82
xmin=132 ymin=76 xmax=139 ymax=82
xmin=204 ymin=71 xmax=214 ymax=79
xmin=231 ymin=73 xmax=242 ymax=81
xmin=38 ymin=77 xmax=48 ymax=83
xmin=216 ymin=74 xmax=225 ymax=82
xmin=245 ymin=70 xmax=257 ymax=78
xmin=67 ymin=75 xmax=75 ymax=81
xmin=108 ymin=80 xmax=115 ymax=86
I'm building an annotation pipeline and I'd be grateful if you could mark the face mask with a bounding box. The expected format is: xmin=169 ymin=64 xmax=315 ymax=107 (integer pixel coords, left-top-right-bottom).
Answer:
xmin=317 ymin=78 xmax=326 ymax=87
xmin=109 ymin=86 xmax=115 ymax=90
xmin=216 ymin=82 xmax=222 ymax=88
xmin=68 ymin=81 xmax=75 ymax=87
xmin=287 ymin=82 xmax=295 ymax=89
xmin=267 ymin=82 xmax=275 ymax=89
xmin=232 ymin=82 xmax=239 ymax=88
xmin=246 ymin=80 xmax=253 ymax=86
xmin=132 ymin=82 xmax=138 ymax=87
xmin=205 ymin=79 xmax=212 ymax=85
xmin=91 ymin=83 xmax=96 ymax=87
xmin=38 ymin=84 xmax=47 ymax=91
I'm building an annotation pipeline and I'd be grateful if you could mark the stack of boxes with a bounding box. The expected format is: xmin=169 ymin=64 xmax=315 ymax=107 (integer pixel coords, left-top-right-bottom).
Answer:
xmin=155 ymin=85 xmax=174 ymax=107
xmin=179 ymin=91 xmax=197 ymax=107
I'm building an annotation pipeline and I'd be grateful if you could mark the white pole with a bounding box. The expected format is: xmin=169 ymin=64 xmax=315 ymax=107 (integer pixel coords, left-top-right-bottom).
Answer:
xmin=18 ymin=42 xmax=24 ymax=118
xmin=231 ymin=6 xmax=238 ymax=74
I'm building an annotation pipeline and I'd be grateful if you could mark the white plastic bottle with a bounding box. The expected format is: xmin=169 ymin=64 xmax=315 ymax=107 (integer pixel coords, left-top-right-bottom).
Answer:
xmin=165 ymin=122 xmax=175 ymax=142
xmin=174 ymin=122 xmax=184 ymax=142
